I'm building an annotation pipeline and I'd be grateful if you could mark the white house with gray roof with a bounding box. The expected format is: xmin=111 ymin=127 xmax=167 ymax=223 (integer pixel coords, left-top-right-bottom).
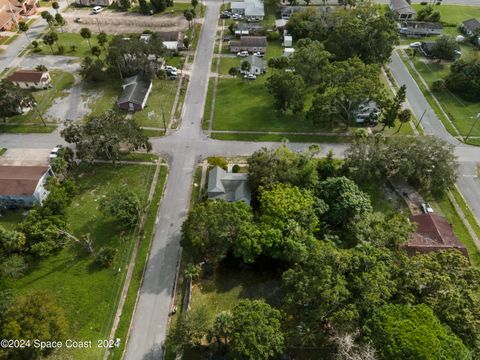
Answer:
xmin=231 ymin=0 xmax=264 ymax=20
xmin=389 ymin=0 xmax=416 ymax=20
xmin=207 ymin=166 xmax=251 ymax=205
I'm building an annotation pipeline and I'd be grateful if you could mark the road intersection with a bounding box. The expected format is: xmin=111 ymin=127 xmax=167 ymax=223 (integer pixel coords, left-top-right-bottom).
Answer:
xmin=1 ymin=0 xmax=480 ymax=358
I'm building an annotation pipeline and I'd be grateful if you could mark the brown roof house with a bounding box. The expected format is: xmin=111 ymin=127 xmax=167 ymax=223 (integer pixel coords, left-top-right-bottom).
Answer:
xmin=404 ymin=213 xmax=469 ymax=258
xmin=0 ymin=165 xmax=51 ymax=208
xmin=8 ymin=69 xmax=52 ymax=90
xmin=389 ymin=0 xmax=416 ymax=20
xmin=230 ymin=36 xmax=267 ymax=54
xmin=0 ymin=0 xmax=38 ymax=31
xmin=117 ymin=75 xmax=152 ymax=112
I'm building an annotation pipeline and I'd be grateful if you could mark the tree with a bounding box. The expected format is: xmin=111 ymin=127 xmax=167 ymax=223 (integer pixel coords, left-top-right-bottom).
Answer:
xmin=1 ymin=292 xmax=68 ymax=359
xmin=151 ymin=0 xmax=166 ymax=12
xmin=266 ymin=71 xmax=305 ymax=113
xmin=267 ymin=56 xmax=290 ymax=70
xmin=91 ymin=45 xmax=102 ymax=58
xmin=395 ymin=108 xmax=412 ymax=134
xmin=344 ymin=135 xmax=458 ymax=194
xmin=35 ymin=64 xmax=48 ymax=72
xmin=41 ymin=11 xmax=55 ymax=29
xmin=184 ymin=9 xmax=194 ymax=27
xmin=241 ymin=60 xmax=251 ymax=73
xmin=43 ymin=31 xmax=58 ymax=54
xmin=290 ymin=38 xmax=330 ymax=84
xmin=80 ymin=27 xmax=92 ymax=49
xmin=120 ymin=0 xmax=131 ymax=9
xmin=139 ymin=0 xmax=150 ymax=13
xmin=416 ymin=4 xmax=441 ymax=22
xmin=209 ymin=311 xmax=233 ymax=346
xmin=431 ymin=35 xmax=458 ymax=61
xmin=18 ymin=21 xmax=30 ymax=42
xmin=80 ymin=56 xmax=106 ymax=82
xmin=100 ymin=189 xmax=142 ymax=228
xmin=95 ymin=246 xmax=118 ymax=268
xmin=62 ymin=111 xmax=151 ymax=163
xmin=0 ymin=81 xmax=36 ymax=121
xmin=97 ymin=31 xmax=108 ymax=48
xmin=228 ymin=66 xmax=239 ymax=77
xmin=52 ymin=1 xmax=59 ymax=12
xmin=208 ymin=156 xmax=228 ymax=170
xmin=0 ymin=254 xmax=27 ymax=278
xmin=191 ymin=0 xmax=198 ymax=9
xmin=316 ymin=176 xmax=372 ymax=227
xmin=169 ymin=305 xmax=212 ymax=351
xmin=381 ymin=84 xmax=406 ymax=130
xmin=229 ymin=300 xmax=285 ymax=360
xmin=308 ymin=58 xmax=383 ymax=128
xmin=445 ymin=56 xmax=480 ymax=102
xmin=54 ymin=13 xmax=65 ymax=32
xmin=181 ymin=200 xmax=258 ymax=263
xmin=247 ymin=146 xmax=319 ymax=199
xmin=365 ymin=304 xmax=470 ymax=360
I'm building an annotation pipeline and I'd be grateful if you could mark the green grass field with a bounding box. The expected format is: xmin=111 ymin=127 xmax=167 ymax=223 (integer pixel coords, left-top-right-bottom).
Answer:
xmin=33 ymin=32 xmax=112 ymax=58
xmin=7 ymin=70 xmax=75 ymax=126
xmin=412 ymin=4 xmax=480 ymax=25
xmin=0 ymin=164 xmax=158 ymax=360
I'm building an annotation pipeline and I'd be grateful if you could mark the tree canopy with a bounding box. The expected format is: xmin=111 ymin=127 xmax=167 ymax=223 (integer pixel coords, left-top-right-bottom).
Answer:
xmin=445 ymin=56 xmax=480 ymax=102
xmin=0 ymin=81 xmax=36 ymax=121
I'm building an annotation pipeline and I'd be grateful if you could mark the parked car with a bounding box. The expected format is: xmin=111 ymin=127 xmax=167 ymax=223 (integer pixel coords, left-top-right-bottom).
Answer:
xmin=74 ymin=17 xmax=82 ymax=23
xmin=409 ymin=41 xmax=422 ymax=48
xmin=253 ymin=52 xmax=264 ymax=57
xmin=165 ymin=65 xmax=177 ymax=72
xmin=237 ymin=51 xmax=249 ymax=57
xmin=166 ymin=69 xmax=177 ymax=77
xmin=92 ymin=6 xmax=103 ymax=14
xmin=244 ymin=73 xmax=256 ymax=80
xmin=49 ymin=146 xmax=60 ymax=160
xmin=421 ymin=202 xmax=434 ymax=214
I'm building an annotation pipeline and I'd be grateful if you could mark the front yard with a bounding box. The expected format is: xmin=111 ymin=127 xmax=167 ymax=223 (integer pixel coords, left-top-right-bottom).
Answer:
xmin=32 ymin=32 xmax=112 ymax=58
xmin=0 ymin=163 xmax=167 ymax=360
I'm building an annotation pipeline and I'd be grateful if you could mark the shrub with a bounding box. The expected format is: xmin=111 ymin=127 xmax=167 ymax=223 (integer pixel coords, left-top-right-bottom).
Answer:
xmin=31 ymin=40 xmax=38 ymax=48
xmin=57 ymin=45 xmax=65 ymax=54
xmin=70 ymin=44 xmax=77 ymax=52
xmin=267 ymin=31 xmax=280 ymax=41
xmin=431 ymin=79 xmax=446 ymax=92
xmin=208 ymin=156 xmax=228 ymax=170
xmin=232 ymin=164 xmax=241 ymax=173
xmin=95 ymin=247 xmax=117 ymax=268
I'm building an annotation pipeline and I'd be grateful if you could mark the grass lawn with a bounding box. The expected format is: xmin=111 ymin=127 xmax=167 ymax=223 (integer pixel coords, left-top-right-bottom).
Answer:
xmin=85 ymin=79 xmax=123 ymax=118
xmin=32 ymin=32 xmax=112 ymax=58
xmin=211 ymin=132 xmax=353 ymax=143
xmin=412 ymin=4 xmax=480 ymax=26
xmin=0 ymin=164 xmax=158 ymax=359
xmin=6 ymin=70 xmax=75 ymax=125
xmin=0 ymin=125 xmax=56 ymax=133
xmin=219 ymin=55 xmax=241 ymax=75
xmin=132 ymin=79 xmax=179 ymax=128
xmin=203 ymin=77 xmax=215 ymax=130
xmin=0 ymin=210 xmax=24 ymax=230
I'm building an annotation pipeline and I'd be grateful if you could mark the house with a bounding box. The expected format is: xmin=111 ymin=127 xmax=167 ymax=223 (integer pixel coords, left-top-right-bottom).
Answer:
xmin=283 ymin=35 xmax=292 ymax=47
xmin=230 ymin=36 xmax=267 ymax=54
xmin=399 ymin=21 xmax=443 ymax=37
xmin=117 ymin=75 xmax=152 ymax=112
xmin=157 ymin=31 xmax=185 ymax=52
xmin=404 ymin=213 xmax=469 ymax=259
xmin=389 ymin=0 xmax=416 ymax=20
xmin=74 ymin=0 xmax=114 ymax=7
xmin=0 ymin=0 xmax=21 ymax=31
xmin=280 ymin=5 xmax=333 ymax=20
xmin=7 ymin=69 xmax=52 ymax=89
xmin=275 ymin=19 xmax=288 ymax=32
xmin=283 ymin=47 xmax=295 ymax=57
xmin=461 ymin=18 xmax=480 ymax=46
xmin=231 ymin=0 xmax=264 ymax=20
xmin=207 ymin=166 xmax=251 ymax=205
xmin=234 ymin=23 xmax=263 ymax=36
xmin=241 ymin=55 xmax=264 ymax=75
xmin=0 ymin=165 xmax=51 ymax=208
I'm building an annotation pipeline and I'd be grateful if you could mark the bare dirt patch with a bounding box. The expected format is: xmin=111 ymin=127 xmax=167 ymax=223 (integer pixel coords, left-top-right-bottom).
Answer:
xmin=63 ymin=10 xmax=188 ymax=34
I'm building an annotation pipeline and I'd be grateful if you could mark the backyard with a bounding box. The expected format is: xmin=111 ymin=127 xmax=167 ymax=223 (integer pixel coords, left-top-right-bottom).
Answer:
xmin=32 ymin=32 xmax=113 ymax=58
xmin=0 ymin=163 xmax=166 ymax=360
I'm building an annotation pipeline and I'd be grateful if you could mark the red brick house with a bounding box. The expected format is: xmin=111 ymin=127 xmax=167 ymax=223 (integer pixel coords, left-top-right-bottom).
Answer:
xmin=405 ymin=213 xmax=469 ymax=259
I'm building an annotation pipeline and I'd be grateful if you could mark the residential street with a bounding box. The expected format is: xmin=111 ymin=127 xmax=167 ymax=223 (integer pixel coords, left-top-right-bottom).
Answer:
xmin=375 ymin=0 xmax=480 ymax=5
xmin=1 ymin=0 xmax=480 ymax=358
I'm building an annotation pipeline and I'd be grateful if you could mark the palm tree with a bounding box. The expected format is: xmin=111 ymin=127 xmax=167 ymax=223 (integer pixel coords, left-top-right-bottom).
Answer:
xmin=395 ymin=108 xmax=413 ymax=134
xmin=91 ymin=45 xmax=101 ymax=58
xmin=52 ymin=1 xmax=59 ymax=13
xmin=43 ymin=32 xmax=58 ymax=54
xmin=18 ymin=21 xmax=30 ymax=43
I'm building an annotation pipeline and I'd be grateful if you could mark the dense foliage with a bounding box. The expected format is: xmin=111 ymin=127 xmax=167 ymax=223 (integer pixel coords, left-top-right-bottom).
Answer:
xmin=445 ymin=56 xmax=480 ymax=102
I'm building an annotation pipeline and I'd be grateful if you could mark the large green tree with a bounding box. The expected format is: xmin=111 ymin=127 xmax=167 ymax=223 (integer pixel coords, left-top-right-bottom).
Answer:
xmin=100 ymin=189 xmax=142 ymax=229
xmin=445 ymin=56 xmax=480 ymax=102
xmin=365 ymin=304 xmax=470 ymax=360
xmin=229 ymin=300 xmax=285 ymax=360
xmin=266 ymin=71 xmax=305 ymax=114
xmin=290 ymin=38 xmax=330 ymax=84
xmin=62 ymin=111 xmax=152 ymax=164
xmin=0 ymin=81 xmax=36 ymax=121
xmin=431 ymin=35 xmax=458 ymax=61
xmin=181 ymin=200 xmax=258 ymax=263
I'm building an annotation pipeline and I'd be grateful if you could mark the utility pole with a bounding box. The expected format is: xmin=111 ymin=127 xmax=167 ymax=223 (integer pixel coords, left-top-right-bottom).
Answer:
xmin=465 ymin=113 xmax=480 ymax=142
xmin=416 ymin=109 xmax=427 ymax=129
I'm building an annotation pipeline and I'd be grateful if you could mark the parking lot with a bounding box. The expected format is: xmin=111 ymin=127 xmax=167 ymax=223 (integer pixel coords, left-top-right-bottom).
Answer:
xmin=62 ymin=9 xmax=189 ymax=34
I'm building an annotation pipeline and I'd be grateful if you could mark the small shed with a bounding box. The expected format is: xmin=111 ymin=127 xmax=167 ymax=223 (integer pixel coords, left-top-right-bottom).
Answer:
xmin=283 ymin=47 xmax=295 ymax=57
xmin=283 ymin=35 xmax=292 ymax=47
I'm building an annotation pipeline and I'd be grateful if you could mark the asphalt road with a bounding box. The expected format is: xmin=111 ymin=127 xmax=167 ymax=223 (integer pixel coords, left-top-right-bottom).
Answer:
xmin=375 ymin=0 xmax=480 ymax=4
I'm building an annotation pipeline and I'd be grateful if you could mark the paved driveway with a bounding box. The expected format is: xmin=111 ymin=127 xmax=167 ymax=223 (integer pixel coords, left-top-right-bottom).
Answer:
xmin=0 ymin=148 xmax=51 ymax=166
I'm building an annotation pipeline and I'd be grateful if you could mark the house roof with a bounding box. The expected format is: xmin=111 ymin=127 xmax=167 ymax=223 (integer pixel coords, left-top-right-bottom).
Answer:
xmin=117 ymin=75 xmax=152 ymax=106
xmin=390 ymin=0 xmax=416 ymax=15
xmin=7 ymin=70 xmax=48 ymax=83
xmin=462 ymin=18 xmax=480 ymax=33
xmin=207 ymin=166 xmax=251 ymax=204
xmin=239 ymin=36 xmax=267 ymax=47
xmin=0 ymin=166 xmax=48 ymax=196
xmin=248 ymin=54 xmax=263 ymax=69
xmin=231 ymin=0 xmax=264 ymax=17
xmin=0 ymin=0 xmax=22 ymax=29
xmin=157 ymin=31 xmax=183 ymax=42
xmin=401 ymin=21 xmax=443 ymax=30
xmin=406 ymin=214 xmax=468 ymax=257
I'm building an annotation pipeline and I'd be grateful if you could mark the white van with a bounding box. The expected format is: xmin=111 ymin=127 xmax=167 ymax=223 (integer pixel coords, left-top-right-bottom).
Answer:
xmin=92 ymin=6 xmax=103 ymax=14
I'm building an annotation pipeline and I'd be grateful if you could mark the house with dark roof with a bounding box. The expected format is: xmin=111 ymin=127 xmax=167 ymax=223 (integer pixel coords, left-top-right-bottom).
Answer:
xmin=399 ymin=21 xmax=443 ymax=37
xmin=241 ymin=55 xmax=264 ymax=75
xmin=157 ymin=31 xmax=185 ymax=52
xmin=419 ymin=41 xmax=435 ymax=57
xmin=229 ymin=36 xmax=267 ymax=54
xmin=461 ymin=18 xmax=480 ymax=46
xmin=389 ymin=0 xmax=416 ymax=20
xmin=207 ymin=166 xmax=251 ymax=204
xmin=0 ymin=165 xmax=51 ymax=208
xmin=404 ymin=213 xmax=469 ymax=259
xmin=231 ymin=0 xmax=264 ymax=20
xmin=117 ymin=75 xmax=152 ymax=112
xmin=7 ymin=69 xmax=51 ymax=89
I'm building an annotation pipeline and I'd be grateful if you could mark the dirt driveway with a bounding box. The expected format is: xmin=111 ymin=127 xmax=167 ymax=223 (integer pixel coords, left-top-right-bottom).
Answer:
xmin=63 ymin=10 xmax=189 ymax=34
